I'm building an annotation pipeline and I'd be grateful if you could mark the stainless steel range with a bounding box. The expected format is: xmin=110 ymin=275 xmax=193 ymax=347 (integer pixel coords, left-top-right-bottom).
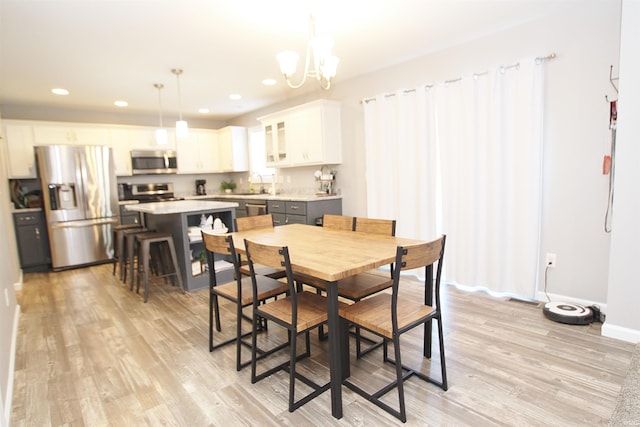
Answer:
xmin=119 ymin=183 xmax=184 ymax=203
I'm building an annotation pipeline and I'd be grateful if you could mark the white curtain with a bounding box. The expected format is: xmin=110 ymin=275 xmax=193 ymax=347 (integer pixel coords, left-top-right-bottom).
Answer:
xmin=363 ymin=58 xmax=544 ymax=298
xmin=363 ymin=89 xmax=440 ymax=241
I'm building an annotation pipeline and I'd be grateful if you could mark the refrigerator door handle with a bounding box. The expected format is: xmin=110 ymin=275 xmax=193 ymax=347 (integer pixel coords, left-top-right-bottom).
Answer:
xmin=50 ymin=218 xmax=118 ymax=229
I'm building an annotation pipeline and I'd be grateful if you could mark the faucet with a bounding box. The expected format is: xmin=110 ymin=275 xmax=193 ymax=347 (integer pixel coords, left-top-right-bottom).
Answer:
xmin=253 ymin=173 xmax=266 ymax=194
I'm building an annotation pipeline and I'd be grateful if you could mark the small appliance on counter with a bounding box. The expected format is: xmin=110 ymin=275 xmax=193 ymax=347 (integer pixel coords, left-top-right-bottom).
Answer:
xmin=196 ymin=179 xmax=207 ymax=195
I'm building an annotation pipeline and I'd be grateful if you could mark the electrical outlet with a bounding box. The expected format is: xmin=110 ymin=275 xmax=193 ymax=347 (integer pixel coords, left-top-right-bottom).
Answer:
xmin=546 ymin=253 xmax=557 ymax=268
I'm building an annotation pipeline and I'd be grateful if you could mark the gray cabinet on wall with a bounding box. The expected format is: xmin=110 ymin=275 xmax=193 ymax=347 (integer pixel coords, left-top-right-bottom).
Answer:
xmin=13 ymin=210 xmax=51 ymax=272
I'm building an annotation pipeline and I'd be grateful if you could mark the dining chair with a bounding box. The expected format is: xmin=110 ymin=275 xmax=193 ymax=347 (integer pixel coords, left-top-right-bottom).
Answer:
xmin=339 ymin=235 xmax=447 ymax=423
xmin=295 ymin=216 xmax=396 ymax=358
xmin=322 ymin=213 xmax=355 ymax=231
xmin=244 ymin=238 xmax=348 ymax=412
xmin=201 ymin=230 xmax=288 ymax=371
xmin=234 ymin=214 xmax=286 ymax=279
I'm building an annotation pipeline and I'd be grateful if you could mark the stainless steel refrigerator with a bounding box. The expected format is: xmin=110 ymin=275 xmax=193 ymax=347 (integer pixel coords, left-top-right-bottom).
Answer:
xmin=35 ymin=145 xmax=118 ymax=270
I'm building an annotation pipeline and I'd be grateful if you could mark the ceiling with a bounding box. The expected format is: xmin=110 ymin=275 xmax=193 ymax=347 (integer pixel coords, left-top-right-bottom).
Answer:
xmin=0 ymin=0 xmax=572 ymax=121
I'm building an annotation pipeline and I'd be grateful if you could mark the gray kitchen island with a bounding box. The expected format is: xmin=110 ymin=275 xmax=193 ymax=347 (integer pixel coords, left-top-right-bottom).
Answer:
xmin=125 ymin=200 xmax=238 ymax=291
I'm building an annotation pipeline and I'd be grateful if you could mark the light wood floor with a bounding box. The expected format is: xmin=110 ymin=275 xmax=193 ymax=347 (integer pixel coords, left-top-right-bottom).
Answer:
xmin=10 ymin=264 xmax=635 ymax=426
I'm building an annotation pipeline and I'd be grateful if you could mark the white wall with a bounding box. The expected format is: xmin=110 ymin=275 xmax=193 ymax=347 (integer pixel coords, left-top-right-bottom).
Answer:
xmin=232 ymin=2 xmax=622 ymax=308
xmin=603 ymin=0 xmax=640 ymax=343
xmin=0 ymin=119 xmax=22 ymax=426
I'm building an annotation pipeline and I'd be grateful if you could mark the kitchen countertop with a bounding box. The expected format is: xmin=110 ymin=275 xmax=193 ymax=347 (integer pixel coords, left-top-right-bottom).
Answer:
xmin=183 ymin=193 xmax=342 ymax=202
xmin=12 ymin=207 xmax=43 ymax=213
xmin=124 ymin=200 xmax=238 ymax=215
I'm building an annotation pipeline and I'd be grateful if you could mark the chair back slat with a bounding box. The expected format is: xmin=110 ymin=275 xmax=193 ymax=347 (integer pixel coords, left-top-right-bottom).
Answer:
xmin=391 ymin=235 xmax=447 ymax=327
xmin=235 ymin=214 xmax=274 ymax=232
xmin=244 ymin=239 xmax=287 ymax=271
xmin=201 ymin=231 xmax=241 ymax=288
xmin=201 ymin=231 xmax=233 ymax=256
xmin=355 ymin=217 xmax=396 ymax=236
xmin=323 ymin=214 xmax=355 ymax=231
xmin=400 ymin=238 xmax=444 ymax=271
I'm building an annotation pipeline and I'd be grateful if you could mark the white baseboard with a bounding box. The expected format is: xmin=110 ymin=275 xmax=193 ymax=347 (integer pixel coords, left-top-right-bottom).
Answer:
xmin=3 ymin=304 xmax=20 ymax=427
xmin=601 ymin=322 xmax=640 ymax=344
xmin=13 ymin=270 xmax=22 ymax=292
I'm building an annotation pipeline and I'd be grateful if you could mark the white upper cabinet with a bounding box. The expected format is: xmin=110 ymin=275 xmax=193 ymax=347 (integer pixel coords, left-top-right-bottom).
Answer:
xmin=2 ymin=123 xmax=37 ymax=178
xmin=216 ymin=126 xmax=249 ymax=172
xmin=109 ymin=128 xmax=134 ymax=176
xmin=261 ymin=117 xmax=289 ymax=167
xmin=176 ymin=129 xmax=218 ymax=174
xmin=258 ymin=99 xmax=341 ymax=168
xmin=1 ymin=120 xmax=248 ymax=178
xmin=32 ymin=123 xmax=110 ymax=146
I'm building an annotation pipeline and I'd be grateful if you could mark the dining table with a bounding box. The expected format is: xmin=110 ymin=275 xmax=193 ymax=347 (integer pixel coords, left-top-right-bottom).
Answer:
xmin=230 ymin=223 xmax=427 ymax=419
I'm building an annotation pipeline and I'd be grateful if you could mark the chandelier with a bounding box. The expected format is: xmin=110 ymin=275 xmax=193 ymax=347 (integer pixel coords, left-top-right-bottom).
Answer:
xmin=277 ymin=14 xmax=339 ymax=90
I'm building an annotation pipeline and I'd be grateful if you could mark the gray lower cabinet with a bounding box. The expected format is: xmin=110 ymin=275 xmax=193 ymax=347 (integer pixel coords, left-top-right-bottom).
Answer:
xmin=119 ymin=204 xmax=141 ymax=225
xmin=13 ymin=211 xmax=51 ymax=272
xmin=267 ymin=199 xmax=342 ymax=226
xmin=211 ymin=198 xmax=268 ymax=219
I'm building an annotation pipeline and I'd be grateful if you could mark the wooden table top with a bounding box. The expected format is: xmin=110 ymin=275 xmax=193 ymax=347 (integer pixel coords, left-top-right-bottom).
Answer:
xmin=231 ymin=223 xmax=423 ymax=282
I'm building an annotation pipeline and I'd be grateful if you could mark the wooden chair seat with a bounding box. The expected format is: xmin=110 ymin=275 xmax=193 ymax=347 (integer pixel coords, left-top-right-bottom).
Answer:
xmin=214 ymin=275 xmax=288 ymax=306
xmin=339 ymin=293 xmax=436 ymax=339
xmin=257 ymin=291 xmax=349 ymax=333
xmin=296 ymin=271 xmax=393 ymax=301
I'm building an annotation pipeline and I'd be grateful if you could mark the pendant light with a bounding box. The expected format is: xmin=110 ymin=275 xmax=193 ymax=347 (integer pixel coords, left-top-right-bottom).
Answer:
xmin=172 ymin=68 xmax=189 ymax=138
xmin=154 ymin=83 xmax=168 ymax=145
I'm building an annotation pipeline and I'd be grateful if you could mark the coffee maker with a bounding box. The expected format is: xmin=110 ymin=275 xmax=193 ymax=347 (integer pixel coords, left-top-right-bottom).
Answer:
xmin=196 ymin=179 xmax=206 ymax=195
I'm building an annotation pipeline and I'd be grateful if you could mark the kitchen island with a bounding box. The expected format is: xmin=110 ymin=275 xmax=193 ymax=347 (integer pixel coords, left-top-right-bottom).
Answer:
xmin=125 ymin=200 xmax=238 ymax=291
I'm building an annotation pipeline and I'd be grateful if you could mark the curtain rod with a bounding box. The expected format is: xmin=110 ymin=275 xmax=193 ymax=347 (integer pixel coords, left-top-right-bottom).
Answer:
xmin=361 ymin=52 xmax=556 ymax=104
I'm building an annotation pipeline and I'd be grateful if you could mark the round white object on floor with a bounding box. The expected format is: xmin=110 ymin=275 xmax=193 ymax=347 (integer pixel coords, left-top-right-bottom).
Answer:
xmin=543 ymin=302 xmax=594 ymax=325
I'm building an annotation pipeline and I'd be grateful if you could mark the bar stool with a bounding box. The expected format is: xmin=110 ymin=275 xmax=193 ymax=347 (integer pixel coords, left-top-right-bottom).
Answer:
xmin=112 ymin=224 xmax=143 ymax=281
xmin=124 ymin=227 xmax=149 ymax=287
xmin=134 ymin=231 xmax=184 ymax=303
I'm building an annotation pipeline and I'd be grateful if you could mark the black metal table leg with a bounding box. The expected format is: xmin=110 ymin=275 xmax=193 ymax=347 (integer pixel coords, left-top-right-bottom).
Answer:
xmin=326 ymin=280 xmax=343 ymax=419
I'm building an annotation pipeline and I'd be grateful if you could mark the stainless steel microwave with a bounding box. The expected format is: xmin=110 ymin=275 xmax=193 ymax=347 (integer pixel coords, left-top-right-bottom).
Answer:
xmin=131 ymin=150 xmax=178 ymax=175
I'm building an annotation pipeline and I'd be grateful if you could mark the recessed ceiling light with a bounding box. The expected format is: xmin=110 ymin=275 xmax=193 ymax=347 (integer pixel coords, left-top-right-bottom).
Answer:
xmin=51 ymin=88 xmax=69 ymax=95
xmin=114 ymin=100 xmax=128 ymax=107
xmin=262 ymin=79 xmax=277 ymax=86
xmin=229 ymin=94 xmax=242 ymax=100
xmin=198 ymin=108 xmax=210 ymax=114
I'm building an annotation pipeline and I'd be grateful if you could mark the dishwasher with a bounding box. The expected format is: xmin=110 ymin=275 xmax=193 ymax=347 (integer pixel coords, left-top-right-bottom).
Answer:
xmin=245 ymin=202 xmax=267 ymax=216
